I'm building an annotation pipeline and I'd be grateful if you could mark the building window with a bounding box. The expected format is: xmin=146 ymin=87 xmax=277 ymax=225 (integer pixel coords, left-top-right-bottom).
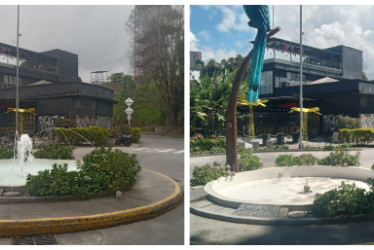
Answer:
xmin=4 ymin=74 xmax=17 ymax=86
xmin=260 ymin=71 xmax=273 ymax=95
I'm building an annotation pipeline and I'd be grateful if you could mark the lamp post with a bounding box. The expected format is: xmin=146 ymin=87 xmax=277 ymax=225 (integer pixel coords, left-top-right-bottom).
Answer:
xmin=299 ymin=5 xmax=304 ymax=149
xmin=125 ymin=97 xmax=134 ymax=125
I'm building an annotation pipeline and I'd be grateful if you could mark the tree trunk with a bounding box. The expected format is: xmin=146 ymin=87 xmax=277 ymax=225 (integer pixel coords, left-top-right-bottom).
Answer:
xmin=165 ymin=104 xmax=177 ymax=131
xmin=226 ymin=27 xmax=281 ymax=172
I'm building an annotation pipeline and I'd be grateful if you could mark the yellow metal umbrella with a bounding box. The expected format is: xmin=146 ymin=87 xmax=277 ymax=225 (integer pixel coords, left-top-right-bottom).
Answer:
xmin=289 ymin=107 xmax=322 ymax=141
xmin=238 ymin=99 xmax=268 ymax=137
xmin=6 ymin=108 xmax=37 ymax=134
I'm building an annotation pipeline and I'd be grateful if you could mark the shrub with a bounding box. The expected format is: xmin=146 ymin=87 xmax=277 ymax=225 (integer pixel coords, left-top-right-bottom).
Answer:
xmin=26 ymin=147 xmax=141 ymax=197
xmin=275 ymin=155 xmax=297 ymax=167
xmin=130 ymin=127 xmax=142 ymax=143
xmin=190 ymin=164 xmax=226 ymax=186
xmin=318 ymin=151 xmax=360 ymax=166
xmin=312 ymin=182 xmax=369 ymax=217
xmin=78 ymin=147 xmax=141 ymax=193
xmin=239 ymin=151 xmax=263 ymax=171
xmin=0 ymin=147 xmax=14 ymax=159
xmin=295 ymin=154 xmax=319 ymax=166
xmin=33 ymin=144 xmax=74 ymax=159
xmin=275 ymin=154 xmax=318 ymax=167
xmin=54 ymin=126 xmax=109 ymax=146
xmin=339 ymin=128 xmax=374 ymax=145
xmin=190 ymin=136 xmax=226 ymax=154
xmin=26 ymin=164 xmax=88 ymax=197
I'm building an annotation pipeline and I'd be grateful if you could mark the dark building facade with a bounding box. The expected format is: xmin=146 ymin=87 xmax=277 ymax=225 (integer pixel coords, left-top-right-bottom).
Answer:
xmin=0 ymin=42 xmax=115 ymax=135
xmin=238 ymin=38 xmax=374 ymax=138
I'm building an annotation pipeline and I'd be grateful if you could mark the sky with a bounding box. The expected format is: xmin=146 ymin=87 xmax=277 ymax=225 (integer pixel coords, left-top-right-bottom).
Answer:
xmin=0 ymin=5 xmax=134 ymax=83
xmin=190 ymin=5 xmax=374 ymax=80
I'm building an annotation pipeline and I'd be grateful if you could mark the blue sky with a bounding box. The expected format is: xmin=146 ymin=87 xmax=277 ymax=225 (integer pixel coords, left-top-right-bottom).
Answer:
xmin=190 ymin=5 xmax=374 ymax=80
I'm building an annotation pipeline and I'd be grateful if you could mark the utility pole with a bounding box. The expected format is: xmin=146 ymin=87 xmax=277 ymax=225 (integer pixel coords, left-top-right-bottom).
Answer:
xmin=299 ymin=5 xmax=303 ymax=149
xmin=15 ymin=5 xmax=20 ymax=152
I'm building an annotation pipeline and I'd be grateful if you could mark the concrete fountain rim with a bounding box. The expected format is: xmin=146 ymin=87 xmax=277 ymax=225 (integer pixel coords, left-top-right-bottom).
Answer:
xmin=204 ymin=166 xmax=374 ymax=209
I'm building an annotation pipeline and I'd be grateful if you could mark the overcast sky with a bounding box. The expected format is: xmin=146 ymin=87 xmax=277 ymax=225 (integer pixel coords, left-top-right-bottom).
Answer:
xmin=0 ymin=5 xmax=134 ymax=83
xmin=191 ymin=5 xmax=374 ymax=80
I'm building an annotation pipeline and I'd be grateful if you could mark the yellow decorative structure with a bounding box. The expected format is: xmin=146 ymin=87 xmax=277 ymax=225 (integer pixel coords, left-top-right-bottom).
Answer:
xmin=238 ymin=99 xmax=268 ymax=137
xmin=289 ymin=107 xmax=322 ymax=141
xmin=6 ymin=108 xmax=37 ymax=134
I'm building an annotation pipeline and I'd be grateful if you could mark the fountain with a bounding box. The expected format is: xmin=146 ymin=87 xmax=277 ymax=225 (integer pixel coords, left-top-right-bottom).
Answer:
xmin=204 ymin=166 xmax=373 ymax=209
xmin=0 ymin=134 xmax=77 ymax=188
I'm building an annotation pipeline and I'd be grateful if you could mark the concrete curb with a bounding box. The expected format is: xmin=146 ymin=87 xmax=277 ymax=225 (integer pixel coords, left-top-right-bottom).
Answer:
xmin=190 ymin=202 xmax=374 ymax=226
xmin=0 ymin=169 xmax=183 ymax=237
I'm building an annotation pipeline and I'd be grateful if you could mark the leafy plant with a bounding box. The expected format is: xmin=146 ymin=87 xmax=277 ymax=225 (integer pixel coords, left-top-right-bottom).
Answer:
xmin=312 ymin=182 xmax=369 ymax=217
xmin=33 ymin=144 xmax=74 ymax=159
xmin=275 ymin=155 xmax=298 ymax=167
xmin=295 ymin=154 xmax=319 ymax=166
xmin=78 ymin=147 xmax=141 ymax=193
xmin=190 ymin=164 xmax=226 ymax=186
xmin=54 ymin=126 xmax=109 ymax=146
xmin=130 ymin=127 xmax=142 ymax=143
xmin=239 ymin=151 xmax=263 ymax=171
xmin=26 ymin=147 xmax=141 ymax=197
xmin=0 ymin=147 xmax=14 ymax=159
xmin=318 ymin=151 xmax=360 ymax=167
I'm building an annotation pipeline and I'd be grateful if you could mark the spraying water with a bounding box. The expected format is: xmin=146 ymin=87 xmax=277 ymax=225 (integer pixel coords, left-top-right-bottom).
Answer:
xmin=17 ymin=134 xmax=34 ymax=165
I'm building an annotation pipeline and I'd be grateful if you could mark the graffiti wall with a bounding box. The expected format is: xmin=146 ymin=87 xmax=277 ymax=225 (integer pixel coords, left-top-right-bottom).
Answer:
xmin=38 ymin=115 xmax=57 ymax=135
xmin=322 ymin=114 xmax=340 ymax=133
xmin=361 ymin=114 xmax=374 ymax=129
xmin=75 ymin=115 xmax=112 ymax=130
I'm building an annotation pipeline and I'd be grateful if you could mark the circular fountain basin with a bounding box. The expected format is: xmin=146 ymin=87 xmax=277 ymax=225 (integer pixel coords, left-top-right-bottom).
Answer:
xmin=0 ymin=159 xmax=78 ymax=187
xmin=205 ymin=166 xmax=374 ymax=209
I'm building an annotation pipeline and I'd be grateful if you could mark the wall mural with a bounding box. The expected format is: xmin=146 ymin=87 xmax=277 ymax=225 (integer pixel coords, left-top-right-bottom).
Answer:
xmin=361 ymin=114 xmax=374 ymax=129
xmin=322 ymin=114 xmax=340 ymax=133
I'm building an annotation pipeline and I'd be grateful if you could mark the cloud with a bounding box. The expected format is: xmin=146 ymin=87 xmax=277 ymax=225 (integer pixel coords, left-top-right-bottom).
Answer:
xmin=0 ymin=5 xmax=134 ymax=82
xmin=216 ymin=6 xmax=250 ymax=33
xmin=200 ymin=46 xmax=237 ymax=63
xmin=190 ymin=31 xmax=199 ymax=51
xmin=198 ymin=30 xmax=210 ymax=41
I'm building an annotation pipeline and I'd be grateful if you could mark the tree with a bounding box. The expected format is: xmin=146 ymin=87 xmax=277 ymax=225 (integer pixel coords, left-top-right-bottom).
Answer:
xmin=128 ymin=6 xmax=184 ymax=131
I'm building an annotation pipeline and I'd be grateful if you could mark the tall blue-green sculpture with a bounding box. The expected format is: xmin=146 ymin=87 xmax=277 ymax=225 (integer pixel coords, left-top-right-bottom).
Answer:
xmin=243 ymin=5 xmax=271 ymax=103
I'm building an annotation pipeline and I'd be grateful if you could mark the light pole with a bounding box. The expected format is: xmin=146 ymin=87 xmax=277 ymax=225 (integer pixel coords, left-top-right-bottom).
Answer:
xmin=299 ymin=5 xmax=304 ymax=150
xmin=125 ymin=97 xmax=134 ymax=125
xmin=15 ymin=5 xmax=20 ymax=155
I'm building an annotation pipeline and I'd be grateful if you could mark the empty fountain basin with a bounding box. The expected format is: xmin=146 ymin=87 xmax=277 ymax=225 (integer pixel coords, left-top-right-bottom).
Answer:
xmin=205 ymin=166 xmax=374 ymax=208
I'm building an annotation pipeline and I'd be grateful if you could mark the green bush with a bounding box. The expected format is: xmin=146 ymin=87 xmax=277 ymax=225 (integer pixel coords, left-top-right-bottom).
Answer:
xmin=54 ymin=126 xmax=109 ymax=146
xmin=275 ymin=155 xmax=298 ymax=167
xmin=339 ymin=128 xmax=374 ymax=145
xmin=296 ymin=154 xmax=319 ymax=166
xmin=26 ymin=164 xmax=88 ymax=197
xmin=26 ymin=147 xmax=141 ymax=197
xmin=78 ymin=147 xmax=141 ymax=193
xmin=0 ymin=147 xmax=14 ymax=159
xmin=190 ymin=164 xmax=226 ymax=186
xmin=318 ymin=151 xmax=360 ymax=166
xmin=275 ymin=154 xmax=318 ymax=167
xmin=34 ymin=144 xmax=74 ymax=159
xmin=130 ymin=127 xmax=142 ymax=143
xmin=239 ymin=151 xmax=263 ymax=171
xmin=190 ymin=136 xmax=226 ymax=154
xmin=312 ymin=182 xmax=369 ymax=217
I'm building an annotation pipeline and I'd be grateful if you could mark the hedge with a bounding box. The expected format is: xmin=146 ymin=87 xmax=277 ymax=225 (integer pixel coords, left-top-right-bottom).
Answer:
xmin=54 ymin=126 xmax=110 ymax=146
xmin=339 ymin=128 xmax=374 ymax=145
